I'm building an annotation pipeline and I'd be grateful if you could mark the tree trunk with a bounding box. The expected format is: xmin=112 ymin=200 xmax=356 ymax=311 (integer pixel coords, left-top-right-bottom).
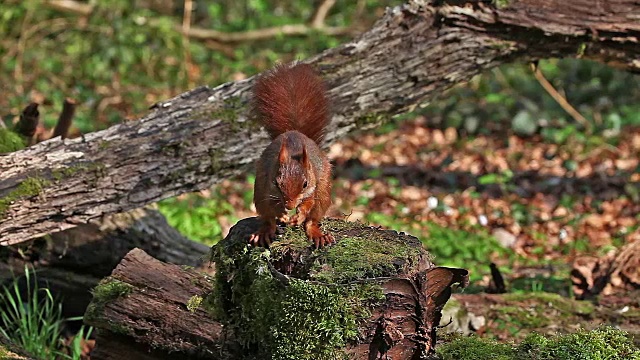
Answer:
xmin=2 ymin=0 xmax=640 ymax=245
xmin=84 ymin=218 xmax=468 ymax=359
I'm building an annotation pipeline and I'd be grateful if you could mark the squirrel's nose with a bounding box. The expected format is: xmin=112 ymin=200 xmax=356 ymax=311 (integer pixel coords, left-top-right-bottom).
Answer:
xmin=285 ymin=201 xmax=296 ymax=210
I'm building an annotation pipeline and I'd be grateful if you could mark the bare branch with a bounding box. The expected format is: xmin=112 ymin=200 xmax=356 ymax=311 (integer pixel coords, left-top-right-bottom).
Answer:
xmin=531 ymin=64 xmax=591 ymax=131
xmin=310 ymin=0 xmax=337 ymax=28
xmin=45 ymin=0 xmax=94 ymax=16
xmin=176 ymin=23 xmax=354 ymax=43
xmin=52 ymin=98 xmax=77 ymax=139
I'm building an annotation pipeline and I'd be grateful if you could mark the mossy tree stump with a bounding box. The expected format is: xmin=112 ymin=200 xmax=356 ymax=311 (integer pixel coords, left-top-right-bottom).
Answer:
xmin=84 ymin=218 xmax=468 ymax=359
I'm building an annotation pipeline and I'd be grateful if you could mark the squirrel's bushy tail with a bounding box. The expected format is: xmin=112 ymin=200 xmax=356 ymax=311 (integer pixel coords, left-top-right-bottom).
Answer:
xmin=252 ymin=63 xmax=330 ymax=144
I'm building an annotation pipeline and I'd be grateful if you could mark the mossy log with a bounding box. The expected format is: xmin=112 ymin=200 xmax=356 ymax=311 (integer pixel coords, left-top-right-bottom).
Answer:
xmin=0 ymin=207 xmax=209 ymax=319
xmin=3 ymin=0 xmax=640 ymax=245
xmin=84 ymin=218 xmax=468 ymax=359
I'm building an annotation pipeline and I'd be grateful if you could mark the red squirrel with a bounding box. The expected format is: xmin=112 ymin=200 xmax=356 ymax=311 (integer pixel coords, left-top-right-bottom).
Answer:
xmin=249 ymin=63 xmax=334 ymax=249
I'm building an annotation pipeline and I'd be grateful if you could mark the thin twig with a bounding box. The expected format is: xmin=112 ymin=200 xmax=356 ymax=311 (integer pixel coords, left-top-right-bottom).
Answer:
xmin=181 ymin=0 xmax=194 ymax=88
xmin=52 ymin=98 xmax=77 ymax=139
xmin=176 ymin=23 xmax=353 ymax=43
xmin=531 ymin=63 xmax=591 ymax=131
xmin=310 ymin=0 xmax=337 ymax=28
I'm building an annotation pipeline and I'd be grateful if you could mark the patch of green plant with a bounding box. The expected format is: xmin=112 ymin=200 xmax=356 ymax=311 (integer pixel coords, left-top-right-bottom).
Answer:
xmin=157 ymin=192 xmax=237 ymax=245
xmin=438 ymin=327 xmax=640 ymax=360
xmin=510 ymin=275 xmax=572 ymax=295
xmin=0 ymin=129 xmax=25 ymax=154
xmin=423 ymin=222 xmax=513 ymax=282
xmin=186 ymin=295 xmax=203 ymax=313
xmin=361 ymin=212 xmax=516 ymax=282
xmin=0 ymin=266 xmax=91 ymax=360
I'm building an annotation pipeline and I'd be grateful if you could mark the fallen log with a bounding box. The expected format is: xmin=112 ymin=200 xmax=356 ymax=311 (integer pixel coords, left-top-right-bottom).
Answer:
xmin=0 ymin=207 xmax=209 ymax=319
xmin=3 ymin=0 xmax=640 ymax=245
xmin=84 ymin=218 xmax=468 ymax=359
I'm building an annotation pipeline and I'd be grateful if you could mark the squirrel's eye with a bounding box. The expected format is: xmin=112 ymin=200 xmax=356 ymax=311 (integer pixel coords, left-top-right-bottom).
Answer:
xmin=303 ymin=180 xmax=308 ymax=188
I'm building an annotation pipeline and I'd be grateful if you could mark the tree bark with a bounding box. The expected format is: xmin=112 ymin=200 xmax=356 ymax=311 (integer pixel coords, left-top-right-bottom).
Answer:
xmin=84 ymin=248 xmax=225 ymax=360
xmin=84 ymin=219 xmax=469 ymax=359
xmin=2 ymin=0 xmax=640 ymax=245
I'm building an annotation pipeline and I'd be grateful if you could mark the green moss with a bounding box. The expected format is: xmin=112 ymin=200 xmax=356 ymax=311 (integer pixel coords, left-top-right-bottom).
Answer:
xmin=517 ymin=327 xmax=640 ymax=360
xmin=208 ymin=221 xmax=390 ymax=360
xmin=309 ymin=219 xmax=426 ymax=283
xmin=92 ymin=279 xmax=133 ymax=303
xmin=107 ymin=321 xmax=133 ymax=336
xmin=492 ymin=0 xmax=511 ymax=9
xmin=48 ymin=163 xmax=107 ymax=185
xmin=195 ymin=96 xmax=253 ymax=132
xmin=208 ymin=147 xmax=224 ymax=175
xmin=577 ymin=43 xmax=587 ymax=57
xmin=438 ymin=334 xmax=515 ymax=360
xmin=355 ymin=112 xmax=390 ymax=129
xmin=438 ymin=327 xmax=640 ymax=360
xmin=487 ymin=293 xmax=595 ymax=333
xmin=503 ymin=292 xmax=594 ymax=316
xmin=187 ymin=295 xmax=203 ymax=313
xmin=85 ymin=278 xmax=134 ymax=322
xmin=51 ymin=165 xmax=84 ymax=181
xmin=98 ymin=140 xmax=111 ymax=150
xmin=0 ymin=129 xmax=26 ymax=154
xmin=0 ymin=177 xmax=50 ymax=218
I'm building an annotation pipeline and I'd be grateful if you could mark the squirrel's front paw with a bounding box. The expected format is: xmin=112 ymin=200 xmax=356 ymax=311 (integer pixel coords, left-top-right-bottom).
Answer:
xmin=277 ymin=214 xmax=290 ymax=224
xmin=289 ymin=213 xmax=307 ymax=226
xmin=248 ymin=227 xmax=276 ymax=247
xmin=311 ymin=233 xmax=335 ymax=249
xmin=305 ymin=222 xmax=335 ymax=249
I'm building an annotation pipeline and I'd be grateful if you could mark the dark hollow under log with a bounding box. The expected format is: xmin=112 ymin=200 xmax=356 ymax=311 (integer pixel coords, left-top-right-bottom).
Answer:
xmin=0 ymin=207 xmax=209 ymax=319
xmin=2 ymin=0 xmax=640 ymax=245
xmin=84 ymin=218 xmax=468 ymax=360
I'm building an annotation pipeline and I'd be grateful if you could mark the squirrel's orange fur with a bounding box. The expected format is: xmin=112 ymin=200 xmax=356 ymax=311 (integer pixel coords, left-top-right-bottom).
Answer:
xmin=250 ymin=63 xmax=334 ymax=248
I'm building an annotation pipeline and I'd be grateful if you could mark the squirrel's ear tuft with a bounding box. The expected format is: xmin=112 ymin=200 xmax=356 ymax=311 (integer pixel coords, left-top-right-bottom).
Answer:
xmin=301 ymin=146 xmax=309 ymax=167
xmin=278 ymin=138 xmax=289 ymax=164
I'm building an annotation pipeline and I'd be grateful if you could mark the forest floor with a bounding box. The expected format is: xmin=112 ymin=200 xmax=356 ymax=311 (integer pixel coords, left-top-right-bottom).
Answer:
xmin=190 ymin=116 xmax=640 ymax=342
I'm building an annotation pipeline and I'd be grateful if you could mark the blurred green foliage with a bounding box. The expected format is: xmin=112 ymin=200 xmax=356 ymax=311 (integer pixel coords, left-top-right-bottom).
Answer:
xmin=0 ymin=0 xmax=389 ymax=132
xmin=157 ymin=193 xmax=237 ymax=245
xmin=365 ymin=212 xmax=515 ymax=282
xmin=421 ymin=60 xmax=640 ymax=142
xmin=1 ymin=0 xmax=639 ymax=275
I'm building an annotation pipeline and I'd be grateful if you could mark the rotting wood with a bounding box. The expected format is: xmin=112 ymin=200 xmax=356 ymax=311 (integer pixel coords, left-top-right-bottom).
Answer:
xmin=2 ymin=0 xmax=640 ymax=245
xmin=85 ymin=218 xmax=469 ymax=359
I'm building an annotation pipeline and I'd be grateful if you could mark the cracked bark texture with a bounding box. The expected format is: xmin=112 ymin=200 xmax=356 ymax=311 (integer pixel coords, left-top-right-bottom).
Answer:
xmin=2 ymin=0 xmax=640 ymax=245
